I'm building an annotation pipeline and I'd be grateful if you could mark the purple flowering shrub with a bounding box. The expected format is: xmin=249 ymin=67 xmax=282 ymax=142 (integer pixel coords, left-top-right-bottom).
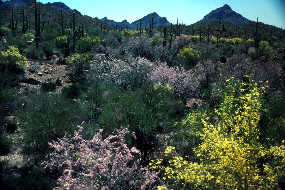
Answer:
xmin=148 ymin=63 xmax=209 ymax=100
xmin=44 ymin=125 xmax=158 ymax=190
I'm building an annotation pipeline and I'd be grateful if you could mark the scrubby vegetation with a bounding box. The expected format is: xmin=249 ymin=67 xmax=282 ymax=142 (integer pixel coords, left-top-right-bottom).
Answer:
xmin=0 ymin=1 xmax=285 ymax=190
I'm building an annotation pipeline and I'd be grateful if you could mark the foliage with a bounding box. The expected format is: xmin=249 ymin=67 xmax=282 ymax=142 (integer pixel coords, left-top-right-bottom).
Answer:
xmin=43 ymin=126 xmax=158 ymax=190
xmin=26 ymin=45 xmax=45 ymax=59
xmin=150 ymin=78 xmax=285 ymax=190
xmin=148 ymin=63 xmax=206 ymax=100
xmin=90 ymin=56 xmax=154 ymax=89
xmin=0 ymin=134 xmax=10 ymax=156
xmin=55 ymin=35 xmax=67 ymax=49
xmin=66 ymin=53 xmax=90 ymax=81
xmin=259 ymin=40 xmax=274 ymax=60
xmin=77 ymin=36 xmax=101 ymax=52
xmin=0 ymin=46 xmax=27 ymax=68
xmin=41 ymin=41 xmax=56 ymax=60
xmin=127 ymin=36 xmax=158 ymax=61
xmin=177 ymin=47 xmax=200 ymax=70
xmin=0 ymin=26 xmax=11 ymax=37
xmin=97 ymin=82 xmax=181 ymax=158
xmin=21 ymin=33 xmax=35 ymax=44
xmin=18 ymin=93 xmax=87 ymax=160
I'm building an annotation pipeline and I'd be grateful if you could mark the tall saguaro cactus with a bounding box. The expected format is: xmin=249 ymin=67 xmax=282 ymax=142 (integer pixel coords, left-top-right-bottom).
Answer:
xmin=10 ymin=8 xmax=17 ymax=34
xmin=72 ymin=12 xmax=76 ymax=52
xmin=34 ymin=0 xmax=41 ymax=48
xmin=163 ymin=27 xmax=167 ymax=47
xmin=60 ymin=10 xmax=64 ymax=35
xmin=22 ymin=9 xmax=28 ymax=34
xmin=169 ymin=24 xmax=173 ymax=50
xmin=254 ymin=17 xmax=259 ymax=49
xmin=139 ymin=20 xmax=142 ymax=35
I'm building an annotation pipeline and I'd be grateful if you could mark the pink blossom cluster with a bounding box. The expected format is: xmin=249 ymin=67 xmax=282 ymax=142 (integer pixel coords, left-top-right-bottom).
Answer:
xmin=43 ymin=125 xmax=158 ymax=190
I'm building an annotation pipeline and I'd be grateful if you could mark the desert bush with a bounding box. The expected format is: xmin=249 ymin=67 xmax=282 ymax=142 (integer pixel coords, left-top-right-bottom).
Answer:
xmin=0 ymin=134 xmax=10 ymax=156
xmin=177 ymin=47 xmax=200 ymax=70
xmin=77 ymin=36 xmax=101 ymax=52
xmin=66 ymin=53 xmax=90 ymax=82
xmin=55 ymin=35 xmax=67 ymax=49
xmin=127 ymin=36 xmax=157 ymax=61
xmin=104 ymin=33 xmax=120 ymax=47
xmin=21 ymin=33 xmax=35 ymax=44
xmin=41 ymin=41 xmax=56 ymax=60
xmin=149 ymin=63 xmax=206 ymax=100
xmin=18 ymin=93 xmax=87 ymax=160
xmin=230 ymin=37 xmax=243 ymax=45
xmin=26 ymin=45 xmax=45 ymax=59
xmin=259 ymin=40 xmax=274 ymax=60
xmin=0 ymin=26 xmax=11 ymax=37
xmin=43 ymin=126 xmax=158 ymax=190
xmin=150 ymin=78 xmax=285 ymax=190
xmin=0 ymin=46 xmax=27 ymax=68
xmin=90 ymin=56 xmax=154 ymax=89
xmin=97 ymin=82 xmax=182 ymax=159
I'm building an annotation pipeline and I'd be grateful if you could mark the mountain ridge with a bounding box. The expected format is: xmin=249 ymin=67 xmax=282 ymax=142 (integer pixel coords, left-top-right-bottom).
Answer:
xmin=101 ymin=12 xmax=171 ymax=29
xmin=196 ymin=4 xmax=250 ymax=25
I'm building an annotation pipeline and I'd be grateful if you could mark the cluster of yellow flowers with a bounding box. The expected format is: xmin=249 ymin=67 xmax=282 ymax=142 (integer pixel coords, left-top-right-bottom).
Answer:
xmin=150 ymin=78 xmax=285 ymax=190
xmin=0 ymin=46 xmax=28 ymax=67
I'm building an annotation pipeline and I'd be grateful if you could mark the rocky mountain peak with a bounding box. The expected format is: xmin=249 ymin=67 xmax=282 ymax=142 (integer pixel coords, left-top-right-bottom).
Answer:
xmin=197 ymin=4 xmax=249 ymax=25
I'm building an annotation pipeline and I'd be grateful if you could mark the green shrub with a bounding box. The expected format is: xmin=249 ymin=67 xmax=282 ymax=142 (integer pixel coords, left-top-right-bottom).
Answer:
xmin=66 ymin=53 xmax=90 ymax=82
xmin=259 ymin=40 xmax=274 ymax=60
xmin=0 ymin=135 xmax=10 ymax=156
xmin=41 ymin=41 xmax=55 ymax=59
xmin=18 ymin=93 xmax=87 ymax=160
xmin=97 ymin=83 xmax=182 ymax=159
xmin=77 ymin=36 xmax=101 ymax=52
xmin=55 ymin=35 xmax=67 ymax=49
xmin=21 ymin=33 xmax=35 ymax=44
xmin=177 ymin=47 xmax=200 ymax=70
xmin=230 ymin=37 xmax=243 ymax=45
xmin=0 ymin=26 xmax=12 ymax=37
xmin=26 ymin=45 xmax=44 ymax=59
xmin=0 ymin=46 xmax=27 ymax=68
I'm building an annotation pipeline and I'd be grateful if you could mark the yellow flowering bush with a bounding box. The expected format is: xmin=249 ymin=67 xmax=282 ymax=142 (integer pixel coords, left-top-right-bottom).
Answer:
xmin=77 ymin=36 xmax=101 ymax=52
xmin=150 ymin=78 xmax=285 ymax=190
xmin=0 ymin=46 xmax=28 ymax=67
xmin=177 ymin=47 xmax=200 ymax=70
xmin=230 ymin=37 xmax=243 ymax=45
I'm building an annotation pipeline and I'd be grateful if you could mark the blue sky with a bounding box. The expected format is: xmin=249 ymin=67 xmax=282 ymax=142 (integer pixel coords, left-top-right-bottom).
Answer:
xmin=38 ymin=0 xmax=285 ymax=28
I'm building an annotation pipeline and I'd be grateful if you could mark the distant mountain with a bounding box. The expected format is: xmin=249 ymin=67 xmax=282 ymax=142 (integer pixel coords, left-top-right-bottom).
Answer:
xmin=101 ymin=12 xmax=171 ymax=29
xmin=131 ymin=12 xmax=171 ymax=29
xmin=0 ymin=0 xmax=32 ymax=9
xmin=101 ymin=17 xmax=131 ymax=29
xmin=197 ymin=4 xmax=250 ymax=25
xmin=46 ymin=2 xmax=81 ymax=14
xmin=0 ymin=0 xmax=81 ymax=14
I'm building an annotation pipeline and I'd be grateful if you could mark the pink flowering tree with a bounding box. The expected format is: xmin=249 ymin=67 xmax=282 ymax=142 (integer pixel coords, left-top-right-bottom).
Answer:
xmin=43 ymin=124 xmax=158 ymax=190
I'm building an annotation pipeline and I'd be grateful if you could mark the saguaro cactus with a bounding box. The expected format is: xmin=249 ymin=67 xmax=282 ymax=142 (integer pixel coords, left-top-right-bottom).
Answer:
xmin=10 ymin=8 xmax=17 ymax=34
xmin=72 ymin=12 xmax=76 ymax=52
xmin=163 ymin=27 xmax=167 ymax=47
xmin=169 ymin=24 xmax=173 ymax=50
xmin=34 ymin=0 xmax=41 ymax=48
xmin=21 ymin=9 xmax=28 ymax=34
xmin=139 ymin=20 xmax=142 ymax=35
xmin=254 ymin=17 xmax=259 ymax=49
xmin=60 ymin=10 xmax=64 ymax=35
